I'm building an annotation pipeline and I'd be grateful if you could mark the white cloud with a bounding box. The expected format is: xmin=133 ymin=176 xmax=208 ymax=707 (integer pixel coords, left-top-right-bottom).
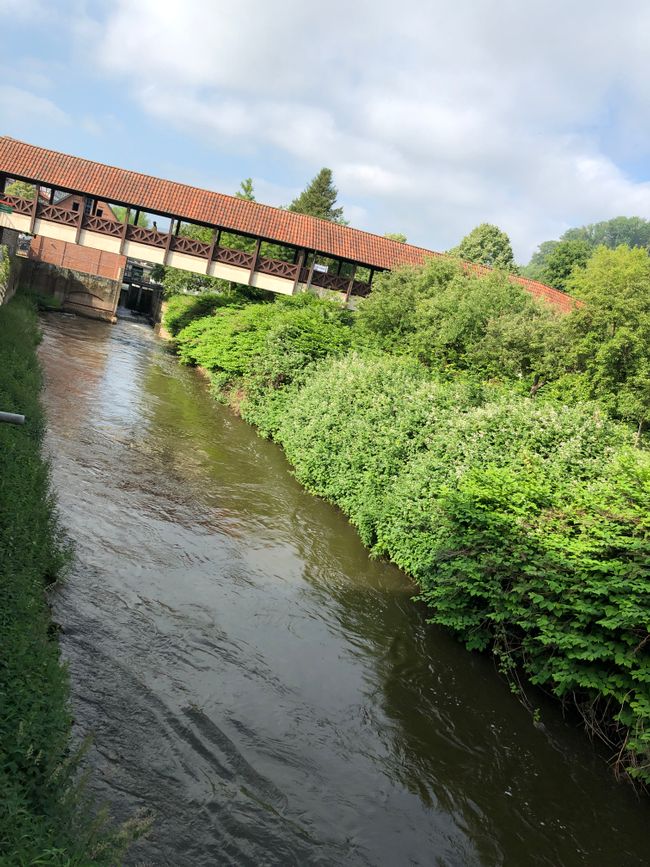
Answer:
xmin=76 ymin=1 xmax=650 ymax=259
xmin=0 ymin=85 xmax=69 ymax=132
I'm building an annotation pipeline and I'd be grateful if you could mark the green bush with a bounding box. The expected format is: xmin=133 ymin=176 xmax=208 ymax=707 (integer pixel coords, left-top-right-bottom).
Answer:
xmin=276 ymin=354 xmax=479 ymax=545
xmin=162 ymin=291 xmax=243 ymax=336
xmin=167 ymin=259 xmax=650 ymax=787
xmin=357 ymin=257 xmax=563 ymax=386
xmin=0 ymin=297 xmax=140 ymax=863
xmin=176 ymin=293 xmax=351 ymax=378
xmin=239 ymin=295 xmax=354 ymax=436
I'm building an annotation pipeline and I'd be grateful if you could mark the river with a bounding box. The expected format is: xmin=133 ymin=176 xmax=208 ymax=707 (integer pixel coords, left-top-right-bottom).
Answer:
xmin=38 ymin=313 xmax=649 ymax=866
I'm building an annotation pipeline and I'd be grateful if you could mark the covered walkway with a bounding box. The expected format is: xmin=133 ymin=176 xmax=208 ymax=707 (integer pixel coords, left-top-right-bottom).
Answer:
xmin=0 ymin=137 xmax=573 ymax=311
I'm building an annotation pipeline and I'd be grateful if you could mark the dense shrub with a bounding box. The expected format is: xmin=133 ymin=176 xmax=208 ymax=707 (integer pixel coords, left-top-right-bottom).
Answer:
xmin=560 ymin=246 xmax=650 ymax=439
xmin=163 ymin=291 xmax=243 ymax=337
xmin=176 ymin=293 xmax=352 ymax=377
xmin=357 ymin=258 xmax=564 ymax=386
xmin=278 ymin=362 xmax=648 ymax=780
xmin=276 ymin=354 xmax=480 ymax=545
xmin=0 ymin=297 xmax=139 ymax=863
xmin=239 ymin=295 xmax=354 ymax=436
xmin=168 ymin=256 xmax=650 ymax=786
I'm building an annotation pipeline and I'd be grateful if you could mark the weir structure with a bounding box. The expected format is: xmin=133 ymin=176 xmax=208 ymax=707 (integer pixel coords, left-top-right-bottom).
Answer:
xmin=0 ymin=137 xmax=573 ymax=312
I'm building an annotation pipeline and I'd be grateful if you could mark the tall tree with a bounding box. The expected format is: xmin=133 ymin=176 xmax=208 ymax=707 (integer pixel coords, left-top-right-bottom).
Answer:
xmin=236 ymin=178 xmax=256 ymax=201
xmin=564 ymin=245 xmax=650 ymax=441
xmin=525 ymin=216 xmax=650 ymax=278
xmin=384 ymin=232 xmax=407 ymax=243
xmin=451 ymin=223 xmax=516 ymax=272
xmin=539 ymin=239 xmax=592 ymax=291
xmin=288 ymin=168 xmax=346 ymax=224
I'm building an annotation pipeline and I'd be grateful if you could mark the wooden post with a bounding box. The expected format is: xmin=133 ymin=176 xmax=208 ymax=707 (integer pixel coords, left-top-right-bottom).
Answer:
xmin=304 ymin=251 xmax=317 ymax=292
xmin=48 ymin=187 xmax=55 ymax=204
xmin=29 ymin=187 xmax=40 ymax=234
xmin=344 ymin=265 xmax=357 ymax=302
xmin=119 ymin=207 xmax=131 ymax=254
xmin=206 ymin=228 xmax=221 ymax=274
xmin=162 ymin=218 xmax=175 ymax=265
xmin=75 ymin=196 xmax=87 ymax=243
xmin=248 ymin=237 xmax=261 ymax=285
xmin=292 ymin=249 xmax=306 ymax=292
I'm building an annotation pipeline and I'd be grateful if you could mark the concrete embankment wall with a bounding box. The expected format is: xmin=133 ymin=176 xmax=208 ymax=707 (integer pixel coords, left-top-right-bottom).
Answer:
xmin=19 ymin=258 xmax=121 ymax=323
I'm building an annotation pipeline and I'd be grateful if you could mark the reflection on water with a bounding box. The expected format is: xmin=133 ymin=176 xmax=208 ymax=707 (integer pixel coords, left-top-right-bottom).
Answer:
xmin=39 ymin=314 xmax=649 ymax=866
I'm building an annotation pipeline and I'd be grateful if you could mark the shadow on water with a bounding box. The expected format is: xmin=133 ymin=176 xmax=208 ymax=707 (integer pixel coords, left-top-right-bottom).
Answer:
xmin=38 ymin=314 xmax=649 ymax=866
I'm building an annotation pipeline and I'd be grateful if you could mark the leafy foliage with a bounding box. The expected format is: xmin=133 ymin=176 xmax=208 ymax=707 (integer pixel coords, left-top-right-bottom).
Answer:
xmin=167 ymin=251 xmax=650 ymax=786
xmin=111 ymin=205 xmax=150 ymax=227
xmin=450 ymin=223 xmax=517 ymax=271
xmin=558 ymin=245 xmax=650 ymax=438
xmin=538 ymin=239 xmax=592 ymax=291
xmin=288 ymin=167 xmax=347 ymax=224
xmin=525 ymin=216 xmax=650 ymax=279
xmin=0 ymin=297 xmax=144 ymax=863
xmin=5 ymin=179 xmax=36 ymax=200
xmin=356 ymin=257 xmax=563 ymax=386
xmin=163 ymin=291 xmax=244 ymax=336
xmin=175 ymin=294 xmax=350 ymax=377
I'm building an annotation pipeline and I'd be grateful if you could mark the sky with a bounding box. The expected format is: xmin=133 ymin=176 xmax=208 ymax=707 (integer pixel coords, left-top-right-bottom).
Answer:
xmin=2 ymin=0 xmax=650 ymax=262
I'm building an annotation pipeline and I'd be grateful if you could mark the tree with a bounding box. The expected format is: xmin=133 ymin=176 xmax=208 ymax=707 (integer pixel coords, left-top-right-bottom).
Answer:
xmin=236 ymin=178 xmax=256 ymax=202
xmin=539 ymin=239 xmax=592 ymax=291
xmin=563 ymin=216 xmax=650 ymax=250
xmin=5 ymin=180 xmax=36 ymax=200
xmin=525 ymin=216 xmax=650 ymax=279
xmin=563 ymin=245 xmax=650 ymax=441
xmin=451 ymin=223 xmax=516 ymax=271
xmin=522 ymin=240 xmax=559 ymax=280
xmin=111 ymin=205 xmax=150 ymax=227
xmin=288 ymin=168 xmax=347 ymax=224
xmin=384 ymin=232 xmax=407 ymax=243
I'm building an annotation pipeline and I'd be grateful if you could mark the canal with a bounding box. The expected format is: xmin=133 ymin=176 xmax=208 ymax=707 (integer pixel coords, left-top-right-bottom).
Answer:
xmin=39 ymin=313 xmax=649 ymax=866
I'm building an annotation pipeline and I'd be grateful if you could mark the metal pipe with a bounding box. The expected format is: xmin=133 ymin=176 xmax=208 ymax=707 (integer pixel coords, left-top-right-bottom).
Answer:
xmin=0 ymin=411 xmax=25 ymax=425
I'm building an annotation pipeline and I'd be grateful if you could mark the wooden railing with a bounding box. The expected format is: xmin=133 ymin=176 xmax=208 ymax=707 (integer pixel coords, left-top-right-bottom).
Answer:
xmin=125 ymin=224 xmax=167 ymax=247
xmin=214 ymin=247 xmax=255 ymax=269
xmin=37 ymin=202 xmax=79 ymax=226
xmin=83 ymin=214 xmax=123 ymax=237
xmin=256 ymin=257 xmax=299 ymax=279
xmin=1 ymin=194 xmax=33 ymax=215
xmin=171 ymin=235 xmax=211 ymax=257
xmin=1 ymin=192 xmax=372 ymax=296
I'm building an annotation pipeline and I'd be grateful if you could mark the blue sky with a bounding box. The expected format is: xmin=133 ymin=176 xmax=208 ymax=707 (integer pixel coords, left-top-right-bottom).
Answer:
xmin=2 ymin=0 xmax=650 ymax=262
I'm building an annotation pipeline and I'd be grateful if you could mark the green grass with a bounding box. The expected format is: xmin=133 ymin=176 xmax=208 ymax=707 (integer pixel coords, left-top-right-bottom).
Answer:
xmin=0 ymin=295 xmax=145 ymax=864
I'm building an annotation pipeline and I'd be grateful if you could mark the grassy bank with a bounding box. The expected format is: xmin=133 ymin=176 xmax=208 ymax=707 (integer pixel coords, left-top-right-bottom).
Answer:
xmin=166 ymin=253 xmax=650 ymax=788
xmin=0 ymin=296 xmax=136 ymax=864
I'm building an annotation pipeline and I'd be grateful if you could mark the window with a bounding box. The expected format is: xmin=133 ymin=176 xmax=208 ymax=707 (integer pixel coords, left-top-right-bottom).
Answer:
xmin=96 ymin=209 xmax=103 ymax=217
xmin=71 ymin=202 xmax=79 ymax=212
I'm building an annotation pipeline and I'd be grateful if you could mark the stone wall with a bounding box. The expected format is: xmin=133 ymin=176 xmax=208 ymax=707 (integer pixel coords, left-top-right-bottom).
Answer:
xmin=20 ymin=258 xmax=121 ymax=323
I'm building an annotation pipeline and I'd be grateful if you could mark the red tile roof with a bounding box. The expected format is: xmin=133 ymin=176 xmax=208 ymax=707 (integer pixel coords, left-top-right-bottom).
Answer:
xmin=0 ymin=136 xmax=574 ymax=311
